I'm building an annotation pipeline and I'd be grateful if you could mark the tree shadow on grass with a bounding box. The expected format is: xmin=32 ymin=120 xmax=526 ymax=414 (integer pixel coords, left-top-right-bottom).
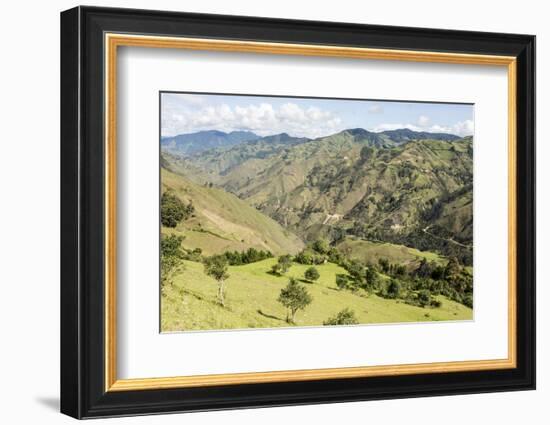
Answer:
xmin=298 ymin=278 xmax=314 ymax=284
xmin=181 ymin=288 xmax=230 ymax=309
xmin=257 ymin=309 xmax=285 ymax=322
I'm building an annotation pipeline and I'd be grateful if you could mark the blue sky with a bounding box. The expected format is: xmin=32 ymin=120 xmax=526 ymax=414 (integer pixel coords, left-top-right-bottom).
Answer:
xmin=161 ymin=92 xmax=474 ymax=139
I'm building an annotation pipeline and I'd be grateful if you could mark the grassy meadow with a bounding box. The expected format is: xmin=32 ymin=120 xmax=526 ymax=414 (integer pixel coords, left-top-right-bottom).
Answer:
xmin=161 ymin=258 xmax=472 ymax=332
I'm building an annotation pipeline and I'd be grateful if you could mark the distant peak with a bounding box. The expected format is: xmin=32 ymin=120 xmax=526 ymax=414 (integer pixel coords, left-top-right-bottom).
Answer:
xmin=229 ymin=130 xmax=256 ymax=136
xmin=381 ymin=128 xmax=460 ymax=139
xmin=345 ymin=128 xmax=372 ymax=136
xmin=200 ymin=129 xmax=226 ymax=135
xmin=262 ymin=132 xmax=292 ymax=140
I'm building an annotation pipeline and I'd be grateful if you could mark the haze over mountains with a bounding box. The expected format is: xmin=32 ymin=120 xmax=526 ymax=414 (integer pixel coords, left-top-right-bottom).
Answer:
xmin=161 ymin=127 xmax=473 ymax=265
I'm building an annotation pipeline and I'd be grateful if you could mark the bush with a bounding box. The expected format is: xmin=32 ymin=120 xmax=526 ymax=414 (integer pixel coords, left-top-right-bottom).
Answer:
xmin=365 ymin=267 xmax=381 ymax=290
xmin=161 ymin=234 xmax=185 ymax=258
xmin=223 ymin=248 xmax=273 ymax=265
xmin=182 ymin=247 xmax=202 ymax=262
xmin=417 ymin=289 xmax=432 ymax=307
xmin=335 ymin=274 xmax=350 ymax=290
xmin=378 ymin=258 xmax=390 ymax=274
xmin=462 ymin=293 xmax=473 ymax=308
xmin=161 ymin=191 xmax=193 ymax=228
xmin=384 ymin=279 xmax=402 ymax=299
xmin=294 ymin=250 xmax=315 ymax=265
xmin=414 ymin=258 xmax=435 ymax=278
xmin=304 ymin=267 xmax=320 ymax=282
xmin=324 ymin=308 xmax=359 ymax=326
xmin=327 ymin=248 xmax=342 ymax=263
xmin=312 ymin=239 xmax=329 ymax=255
xmin=393 ymin=264 xmax=407 ymax=277
xmin=343 ymin=260 xmax=365 ymax=288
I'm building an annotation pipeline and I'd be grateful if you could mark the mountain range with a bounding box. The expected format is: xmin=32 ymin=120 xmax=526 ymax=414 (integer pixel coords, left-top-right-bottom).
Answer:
xmin=161 ymin=128 xmax=473 ymax=265
xmin=161 ymin=130 xmax=259 ymax=156
xmin=161 ymin=128 xmax=463 ymax=157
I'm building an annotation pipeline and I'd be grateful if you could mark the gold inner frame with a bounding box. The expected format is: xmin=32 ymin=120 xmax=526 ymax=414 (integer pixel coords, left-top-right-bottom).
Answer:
xmin=104 ymin=33 xmax=517 ymax=392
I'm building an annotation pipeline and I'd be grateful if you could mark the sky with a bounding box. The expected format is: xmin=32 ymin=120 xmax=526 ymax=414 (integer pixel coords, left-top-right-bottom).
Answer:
xmin=161 ymin=92 xmax=474 ymax=139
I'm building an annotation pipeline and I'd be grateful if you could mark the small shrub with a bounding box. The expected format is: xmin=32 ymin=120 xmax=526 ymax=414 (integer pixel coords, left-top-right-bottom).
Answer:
xmin=417 ymin=289 xmax=432 ymax=307
xmin=304 ymin=267 xmax=320 ymax=282
xmin=324 ymin=308 xmax=359 ymax=326
xmin=335 ymin=274 xmax=349 ymax=290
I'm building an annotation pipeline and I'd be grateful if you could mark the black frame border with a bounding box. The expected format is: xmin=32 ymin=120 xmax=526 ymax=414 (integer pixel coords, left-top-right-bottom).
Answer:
xmin=61 ymin=6 xmax=535 ymax=419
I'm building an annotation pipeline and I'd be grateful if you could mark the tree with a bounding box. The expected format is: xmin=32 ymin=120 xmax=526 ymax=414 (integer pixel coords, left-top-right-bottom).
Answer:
xmin=278 ymin=278 xmax=312 ymax=323
xmin=385 ymin=279 xmax=402 ymax=299
xmin=415 ymin=258 xmax=433 ymax=278
xmin=327 ymin=247 xmax=342 ymax=263
xmin=294 ymin=250 xmax=314 ymax=265
xmin=393 ymin=264 xmax=407 ymax=277
xmin=378 ymin=257 xmax=390 ymax=274
xmin=365 ymin=267 xmax=380 ymax=290
xmin=345 ymin=260 xmax=365 ymax=289
xmin=324 ymin=308 xmax=359 ymax=326
xmin=430 ymin=264 xmax=446 ymax=280
xmin=276 ymin=254 xmax=293 ymax=274
xmin=161 ymin=191 xmax=193 ymax=228
xmin=304 ymin=266 xmax=320 ymax=282
xmin=161 ymin=234 xmax=184 ymax=257
xmin=161 ymin=255 xmax=182 ymax=288
xmin=444 ymin=257 xmax=461 ymax=280
xmin=203 ymin=255 xmax=230 ymax=306
xmin=160 ymin=234 xmax=185 ymax=288
xmin=417 ymin=289 xmax=432 ymax=307
xmin=312 ymin=239 xmax=329 ymax=255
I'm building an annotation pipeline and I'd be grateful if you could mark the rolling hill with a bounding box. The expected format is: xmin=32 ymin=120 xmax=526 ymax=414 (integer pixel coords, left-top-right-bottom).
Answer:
xmin=161 ymin=258 xmax=472 ymax=332
xmin=161 ymin=168 xmax=304 ymax=256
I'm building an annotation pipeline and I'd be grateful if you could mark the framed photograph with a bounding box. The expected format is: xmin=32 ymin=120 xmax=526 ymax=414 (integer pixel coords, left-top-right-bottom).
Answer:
xmin=60 ymin=6 xmax=535 ymax=419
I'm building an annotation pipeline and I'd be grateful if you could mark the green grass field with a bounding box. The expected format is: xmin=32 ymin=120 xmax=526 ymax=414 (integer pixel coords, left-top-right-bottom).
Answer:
xmin=336 ymin=238 xmax=447 ymax=267
xmin=161 ymin=258 xmax=472 ymax=332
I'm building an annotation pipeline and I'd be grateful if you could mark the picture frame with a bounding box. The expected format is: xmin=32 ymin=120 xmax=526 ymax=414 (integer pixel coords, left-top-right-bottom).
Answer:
xmin=60 ymin=5 xmax=536 ymax=419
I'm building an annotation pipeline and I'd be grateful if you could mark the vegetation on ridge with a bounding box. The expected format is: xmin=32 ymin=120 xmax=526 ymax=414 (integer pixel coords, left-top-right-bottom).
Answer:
xmin=160 ymin=127 xmax=474 ymax=331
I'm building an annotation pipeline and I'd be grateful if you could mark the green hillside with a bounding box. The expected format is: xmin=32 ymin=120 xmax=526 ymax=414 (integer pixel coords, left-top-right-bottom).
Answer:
xmin=166 ymin=130 xmax=473 ymax=264
xmin=336 ymin=238 xmax=448 ymax=268
xmin=161 ymin=258 xmax=472 ymax=332
xmin=161 ymin=168 xmax=304 ymax=256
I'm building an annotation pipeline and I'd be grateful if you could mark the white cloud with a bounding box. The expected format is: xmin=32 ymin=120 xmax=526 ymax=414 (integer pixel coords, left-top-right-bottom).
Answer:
xmin=371 ymin=119 xmax=474 ymax=137
xmin=162 ymin=99 xmax=344 ymax=138
xmin=368 ymin=105 xmax=383 ymax=114
xmin=417 ymin=115 xmax=431 ymax=126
